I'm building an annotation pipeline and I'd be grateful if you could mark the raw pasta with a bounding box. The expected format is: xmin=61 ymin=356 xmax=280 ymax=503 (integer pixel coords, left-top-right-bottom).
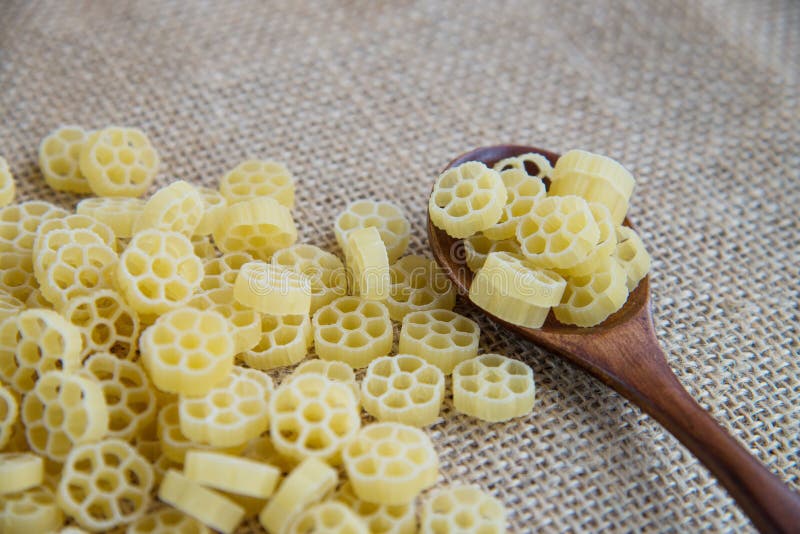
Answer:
xmin=334 ymin=200 xmax=410 ymax=263
xmin=61 ymin=289 xmax=140 ymax=360
xmin=188 ymin=287 xmax=261 ymax=354
xmin=0 ymin=156 xmax=14 ymax=207
xmin=346 ymin=226 xmax=390 ymax=301
xmin=156 ymin=402 xmax=244 ymax=464
xmin=184 ymin=450 xmax=280 ymax=499
xmin=482 ymin=168 xmax=546 ymax=241
xmin=452 ymin=354 xmax=535 ymax=423
xmin=420 ymin=484 xmax=507 ymax=534
xmin=38 ymin=237 xmax=118 ymax=310
xmin=287 ymin=501 xmax=368 ymax=534
xmin=158 ymin=469 xmax=244 ymax=534
xmin=191 ymin=235 xmax=219 ymax=260
xmin=554 ymin=259 xmax=629 ymax=327
xmin=35 ymin=213 xmax=117 ymax=252
xmin=493 ymin=152 xmax=553 ymax=178
xmin=241 ymin=313 xmax=312 ymax=370
xmin=272 ymin=244 xmax=348 ymax=313
xmin=0 ymin=486 xmax=64 ymax=533
xmin=234 ymin=261 xmax=312 ymax=315
xmin=194 ymin=186 xmax=227 ymax=236
xmin=288 ymin=359 xmax=360 ymax=402
xmin=399 ymin=309 xmax=480 ymax=374
xmin=201 ymin=251 xmax=254 ymax=291
xmin=126 ymin=505 xmax=211 ymax=534
xmin=336 ymin=481 xmax=417 ymax=534
xmin=386 ymin=254 xmax=456 ymax=321
xmin=38 ymin=125 xmax=92 ymax=194
xmin=219 ymin=160 xmax=295 ymax=208
xmin=76 ymin=197 xmax=146 ymax=238
xmin=79 ymin=126 xmax=160 ymax=197
xmin=133 ymin=180 xmax=204 ymax=236
xmin=0 ymin=384 xmax=17 ymax=448
xmin=613 ymin=226 xmax=651 ymax=291
xmin=0 ymin=452 xmax=44 ymax=494
xmin=212 ymin=196 xmax=297 ymax=260
xmin=0 ymin=290 xmax=23 ymax=324
xmin=555 ymin=203 xmax=617 ymax=277
xmin=312 ymin=296 xmax=393 ymax=368
xmin=462 ymin=233 xmax=522 ymax=272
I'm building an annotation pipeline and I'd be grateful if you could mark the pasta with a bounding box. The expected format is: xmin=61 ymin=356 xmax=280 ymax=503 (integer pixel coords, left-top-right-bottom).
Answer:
xmin=420 ymin=484 xmax=507 ymax=534
xmin=126 ymin=505 xmax=211 ymax=534
xmin=234 ymin=261 xmax=312 ymax=315
xmin=61 ymin=289 xmax=140 ymax=360
xmin=334 ymin=200 xmax=410 ymax=263
xmin=386 ymin=254 xmax=456 ymax=321
xmin=191 ymin=235 xmax=218 ymax=260
xmin=613 ymin=226 xmax=651 ymax=291
xmin=555 ymin=203 xmax=617 ymax=277
xmin=554 ymin=259 xmax=629 ymax=327
xmin=195 ymin=186 xmax=227 ymax=236
xmin=335 ymin=481 xmax=416 ymax=534
xmin=429 ymin=161 xmax=507 ymax=238
xmin=0 ymin=308 xmax=82 ymax=394
xmin=0 ymin=452 xmax=44 ymax=494
xmin=287 ymin=501 xmax=368 ymax=534
xmin=0 ymin=486 xmax=64 ymax=533
xmin=212 ymin=197 xmax=297 ymax=260
xmin=36 ymin=213 xmax=117 ymax=252
xmin=312 ymin=296 xmax=393 ymax=368
xmin=134 ymin=180 xmax=205 ymax=236
xmin=116 ymin=229 xmax=203 ymax=316
xmin=243 ymin=433 xmax=296 ymax=475
xmin=79 ymin=126 xmax=160 ymax=197
xmin=493 ymin=152 xmax=553 ymax=178
xmin=158 ymin=469 xmax=244 ymax=534
xmin=0 ymin=384 xmax=18 ymax=449
xmin=22 ymin=370 xmax=108 ymax=462
xmin=24 ymin=288 xmax=52 ymax=310
xmin=76 ymin=197 xmax=146 ymax=238
xmin=343 ymin=422 xmax=438 ymax=505
xmin=57 ymin=439 xmax=154 ymax=531
xmin=38 ymin=125 xmax=92 ymax=194
xmin=38 ymin=238 xmax=118 ymax=310
xmin=549 ymin=149 xmax=635 ymax=225
xmin=0 ymin=251 xmax=37 ymax=303
xmin=241 ymin=313 xmax=312 ymax=370
xmin=179 ymin=366 xmax=273 ymax=448
xmin=346 ymin=227 xmax=390 ymax=301
xmin=0 ymin=156 xmax=14 ymax=207
xmin=398 ymin=309 xmax=480 ymax=374
xmin=269 ymin=373 xmax=360 ymax=464
xmin=188 ymin=287 xmax=261 ymax=354
xmin=219 ymin=160 xmax=295 ymax=208
xmin=462 ymin=233 xmax=522 ymax=272
xmin=272 ymin=244 xmax=347 ymax=313
xmin=361 ymin=354 xmax=445 ymax=426
xmin=288 ymin=359 xmax=360 ymax=402
xmin=140 ymin=308 xmax=235 ymax=396
xmin=156 ymin=403 xmax=244 ymax=464
xmin=184 ymin=450 xmax=280 ymax=499
xmin=201 ymin=251 xmax=254 ymax=291
xmin=452 ymin=354 xmax=535 ymax=422
xmin=516 ymin=195 xmax=600 ymax=270
xmin=259 ymin=457 xmax=338 ymax=534
xmin=482 ymin=168 xmax=546 ymax=241
xmin=0 ymin=290 xmax=23 ymax=324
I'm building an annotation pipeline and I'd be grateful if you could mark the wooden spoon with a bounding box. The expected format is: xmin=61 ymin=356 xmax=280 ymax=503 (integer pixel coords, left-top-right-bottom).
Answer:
xmin=427 ymin=145 xmax=800 ymax=533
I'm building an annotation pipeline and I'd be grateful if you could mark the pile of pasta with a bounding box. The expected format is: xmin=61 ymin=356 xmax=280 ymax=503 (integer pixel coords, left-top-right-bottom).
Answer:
xmin=0 ymin=126 xmax=527 ymax=534
xmin=430 ymin=151 xmax=651 ymax=328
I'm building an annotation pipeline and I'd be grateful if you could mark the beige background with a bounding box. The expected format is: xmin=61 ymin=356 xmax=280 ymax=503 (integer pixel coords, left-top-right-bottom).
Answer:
xmin=1 ymin=1 xmax=798 ymax=532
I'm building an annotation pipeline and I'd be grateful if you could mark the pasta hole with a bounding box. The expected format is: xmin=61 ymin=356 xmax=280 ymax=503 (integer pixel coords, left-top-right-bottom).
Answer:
xmin=366 ymin=379 xmax=388 ymax=397
xmin=212 ymin=392 xmax=234 ymax=408
xmin=524 ymin=235 xmax=546 ymax=254
xmin=548 ymin=234 xmax=570 ymax=253
xmin=391 ymin=374 xmax=413 ymax=390
xmin=507 ymin=377 xmax=530 ymax=394
xmin=456 ymin=511 xmax=476 ymax=529
xmin=543 ymin=215 xmax=563 ymax=234
xmin=455 ymin=182 xmax=474 ymax=198
xmin=303 ymin=428 xmax=331 ymax=451
xmin=460 ymin=378 xmax=479 ymax=393
xmin=384 ymin=460 xmax=410 ymax=477
xmin=66 ymin=410 xmax=89 ymax=436
xmin=215 ymin=412 xmax=237 ymax=425
xmin=486 ymin=384 xmax=509 ymax=399
xmin=431 ymin=323 xmax=450 ymax=335
xmin=411 ymin=387 xmax=435 ymax=404
xmin=617 ymin=241 xmax=637 ymax=261
xmin=186 ymin=354 xmax=209 ymax=370
xmin=46 ymin=404 xmax=65 ymax=427
xmin=341 ymin=315 xmax=362 ymax=330
xmin=180 ymin=334 xmax=201 ymax=350
xmin=377 ymin=441 xmax=402 ymax=458
xmin=426 ymin=334 xmax=451 ymax=350
xmin=302 ymin=402 xmax=326 ymax=423
xmin=571 ymin=291 xmax=593 ymax=308
xmin=453 ymin=334 xmax=474 ymax=347
xmin=344 ymin=331 xmax=368 ymax=348
xmin=446 ymin=202 xmax=469 ymax=218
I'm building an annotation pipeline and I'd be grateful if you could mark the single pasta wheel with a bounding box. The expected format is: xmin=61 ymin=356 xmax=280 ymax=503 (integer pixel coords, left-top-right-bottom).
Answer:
xmin=0 ymin=251 xmax=37 ymax=303
xmin=133 ymin=180 xmax=205 ymax=236
xmin=386 ymin=255 xmax=456 ymax=321
xmin=126 ymin=505 xmax=211 ymax=534
xmin=312 ymin=296 xmax=393 ymax=369
xmin=116 ymin=229 xmax=203 ymax=316
xmin=550 ymin=149 xmax=635 ymax=225
xmin=0 ymin=156 xmax=15 ymax=207
xmin=420 ymin=484 xmax=507 ymax=534
xmin=157 ymin=402 xmax=244 ymax=464
xmin=82 ymin=352 xmax=157 ymax=442
xmin=0 ymin=290 xmax=23 ymax=324
xmin=179 ymin=366 xmax=273 ymax=448
xmin=242 ymin=313 xmax=312 ymax=371
xmin=555 ymin=203 xmax=617 ymax=277
xmin=493 ymin=152 xmax=553 ymax=178
xmin=476 ymin=252 xmax=566 ymax=307
xmin=79 ymin=126 xmax=160 ymax=197
xmin=22 ymin=370 xmax=109 ymax=462
xmin=482 ymin=168 xmax=546 ymax=241
xmin=335 ymin=481 xmax=416 ymax=534
xmin=159 ymin=469 xmax=245 ymax=534
xmin=212 ymin=197 xmax=297 ymax=260
xmin=201 ymin=251 xmax=254 ymax=291
xmin=554 ymin=260 xmax=629 ymax=327
xmin=38 ymin=125 xmax=92 ymax=194
xmin=194 ymin=186 xmax=228 ymax=236
xmin=234 ymin=261 xmax=312 ymax=315
xmin=220 ymin=160 xmax=295 ymax=208
xmin=269 ymin=373 xmax=360 ymax=465
xmin=613 ymin=226 xmax=651 ymax=291
xmin=259 ymin=457 xmax=338 ymax=534
xmin=36 ymin=213 xmax=118 ymax=252
xmin=140 ymin=308 xmax=235 ymax=396
xmin=57 ymin=439 xmax=154 ymax=531
xmin=452 ymin=354 xmax=535 ymax=423
xmin=462 ymin=233 xmax=522 ymax=272
xmin=0 ymin=486 xmax=64 ymax=533
xmin=516 ymin=195 xmax=600 ymax=270
xmin=287 ymin=501 xmax=368 ymax=534
xmin=0 ymin=384 xmax=18 ymax=448
xmin=0 ymin=308 xmax=82 ymax=394
xmin=76 ymin=197 xmax=146 ymax=238
xmin=398 ymin=309 xmax=480 ymax=375
xmin=346 ymin=227 xmax=390 ymax=301
xmin=61 ymin=289 xmax=140 ymax=360
xmin=184 ymin=450 xmax=280 ymax=499
xmin=191 ymin=235 xmax=219 ymax=260
xmin=361 ymin=354 xmax=444 ymax=427
xmin=343 ymin=422 xmax=438 ymax=505
xmin=33 ymin=227 xmax=106 ymax=281
xmin=272 ymin=244 xmax=347 ymax=313
xmin=0 ymin=452 xmax=44 ymax=494
xmin=188 ymin=287 xmax=261 ymax=355
xmin=429 ymin=161 xmax=507 ymax=239
xmin=38 ymin=238 xmax=119 ymax=310
xmin=334 ymin=200 xmax=410 ymax=264
xmin=287 ymin=359 xmax=360 ymax=402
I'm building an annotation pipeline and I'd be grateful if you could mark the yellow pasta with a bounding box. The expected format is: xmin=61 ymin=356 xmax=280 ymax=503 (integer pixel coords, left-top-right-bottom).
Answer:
xmin=212 ymin=197 xmax=297 ymax=260
xmin=429 ymin=161 xmax=507 ymax=238
xmin=140 ymin=308 xmax=234 ymax=396
xmin=116 ymin=229 xmax=203 ymax=316
xmin=613 ymin=225 xmax=651 ymax=291
xmin=288 ymin=359 xmax=360 ymax=403
xmin=0 ymin=290 xmax=23 ymax=324
xmin=483 ymin=168 xmax=546 ymax=241
xmin=334 ymin=200 xmax=410 ymax=264
xmin=188 ymin=287 xmax=261 ymax=354
xmin=156 ymin=402 xmax=244 ymax=464
xmin=287 ymin=501 xmax=368 ymax=534
xmin=346 ymin=227 xmax=390 ymax=301
xmin=0 ymin=308 xmax=82 ymax=394
xmin=234 ymin=261 xmax=312 ymax=315
xmin=0 ymin=251 xmax=37 ymax=303
xmin=554 ymin=259 xmax=629 ymax=327
xmin=0 ymin=486 xmax=64 ymax=533
xmin=134 ymin=438 xmax=179 ymax=490
xmin=0 ymin=384 xmax=18 ymax=449
xmin=24 ymin=288 xmax=52 ymax=310
xmin=343 ymin=422 xmax=438 ymax=506
xmin=242 ymin=313 xmax=312 ymax=370
xmin=134 ymin=180 xmax=205 ymax=236
xmin=159 ymin=469 xmax=245 ymax=534
xmin=272 ymin=244 xmax=348 ymax=313
xmin=361 ymin=354 xmax=444 ymax=427
xmin=243 ymin=434 xmax=296 ymax=475
xmin=38 ymin=238 xmax=118 ymax=310
xmin=79 ymin=126 xmax=160 ymax=197
xmin=420 ymin=484 xmax=507 ymax=534
xmin=36 ymin=213 xmax=117 ymax=252
xmin=76 ymin=196 xmax=146 ymax=238
xmin=0 ymin=156 xmax=15 ymax=207
xmin=335 ymin=481 xmax=416 ymax=534
xmin=191 ymin=235 xmax=219 ymax=260
xmin=386 ymin=254 xmax=456 ymax=321
xmin=312 ymin=296 xmax=393 ymax=368
xmin=493 ymin=152 xmax=553 ymax=178
xmin=462 ymin=233 xmax=522 ymax=272
xmin=0 ymin=452 xmax=43 ymax=494
xmin=195 ymin=186 xmax=228 ymax=236
xmin=549 ymin=149 xmax=635 ymax=225
xmin=398 ymin=309 xmax=480 ymax=374
xmin=220 ymin=160 xmax=295 ymax=208
xmin=259 ymin=457 xmax=338 ymax=534
xmin=269 ymin=373 xmax=360 ymax=465
xmin=452 ymin=354 xmax=535 ymax=423
xmin=126 ymin=505 xmax=211 ymax=534
xmin=555 ymin=203 xmax=617 ymax=277
xmin=38 ymin=125 xmax=92 ymax=194
xmin=61 ymin=289 xmax=140 ymax=360
xmin=201 ymin=251 xmax=254 ymax=291
xmin=184 ymin=451 xmax=280 ymax=499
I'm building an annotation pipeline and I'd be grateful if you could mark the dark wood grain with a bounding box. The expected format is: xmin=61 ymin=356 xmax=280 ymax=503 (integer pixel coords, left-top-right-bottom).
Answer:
xmin=427 ymin=145 xmax=800 ymax=533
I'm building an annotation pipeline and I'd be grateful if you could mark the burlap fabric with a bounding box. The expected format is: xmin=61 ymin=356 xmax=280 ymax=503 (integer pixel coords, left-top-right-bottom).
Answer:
xmin=1 ymin=0 xmax=798 ymax=531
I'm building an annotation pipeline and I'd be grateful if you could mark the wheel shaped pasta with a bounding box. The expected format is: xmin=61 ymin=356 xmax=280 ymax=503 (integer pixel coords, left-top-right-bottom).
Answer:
xmin=0 ymin=156 xmax=14 ymax=207
xmin=312 ymin=296 xmax=393 ymax=369
xmin=201 ymin=251 xmax=254 ymax=291
xmin=429 ymin=161 xmax=507 ymax=238
xmin=420 ymin=484 xmax=507 ymax=534
xmin=482 ymin=168 xmax=546 ymax=241
xmin=156 ymin=402 xmax=244 ymax=464
xmin=288 ymin=359 xmax=360 ymax=402
xmin=272 ymin=244 xmax=347 ymax=311
xmin=184 ymin=450 xmax=280 ymax=499
xmin=0 ymin=485 xmax=64 ymax=533
xmin=554 ymin=203 xmax=617 ymax=277
xmin=134 ymin=180 xmax=204 ymax=236
xmin=334 ymin=200 xmax=410 ymax=264
xmin=452 ymin=354 xmax=535 ymax=423
xmin=220 ymin=159 xmax=294 ymax=207
xmin=33 ymin=227 xmax=107 ymax=291
xmin=76 ymin=197 xmax=146 ymax=238
xmin=361 ymin=354 xmax=444 ymax=427
xmin=0 ymin=251 xmax=37 ymax=303
xmin=613 ymin=226 xmax=651 ymax=291
xmin=212 ymin=197 xmax=297 ymax=260
xmin=36 ymin=213 xmax=117 ymax=252
xmin=79 ymin=126 xmax=159 ymax=197
xmin=191 ymin=235 xmax=219 ymax=260
xmin=61 ymin=289 xmax=140 ymax=360
xmin=0 ymin=452 xmax=44 ymax=494
xmin=347 ymin=227 xmax=390 ymax=301
xmin=0 ymin=290 xmax=23 ymax=324
xmin=188 ymin=287 xmax=261 ymax=354
xmin=287 ymin=501 xmax=368 ymax=534
xmin=38 ymin=125 xmax=92 ymax=194
xmin=242 ymin=313 xmax=312 ymax=370
xmin=234 ymin=261 xmax=312 ymax=315
xmin=386 ymin=254 xmax=456 ymax=321
xmin=159 ymin=469 xmax=244 ymax=534
xmin=399 ymin=309 xmax=480 ymax=374
xmin=554 ymin=259 xmax=629 ymax=327
xmin=493 ymin=151 xmax=553 ymax=178
xmin=126 ymin=505 xmax=211 ymax=534
xmin=38 ymin=238 xmax=119 ymax=310
xmin=195 ymin=186 xmax=227 ymax=236
xmin=0 ymin=384 xmax=18 ymax=448
xmin=336 ymin=481 xmax=416 ymax=534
